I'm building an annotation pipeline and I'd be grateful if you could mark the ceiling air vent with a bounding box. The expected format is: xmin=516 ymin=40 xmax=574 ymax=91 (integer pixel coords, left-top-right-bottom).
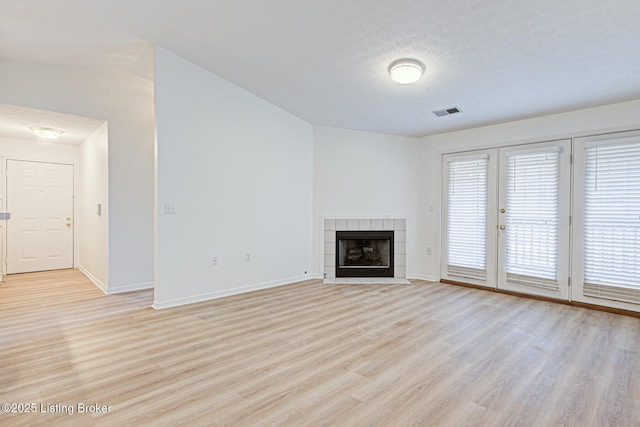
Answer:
xmin=433 ymin=106 xmax=462 ymax=117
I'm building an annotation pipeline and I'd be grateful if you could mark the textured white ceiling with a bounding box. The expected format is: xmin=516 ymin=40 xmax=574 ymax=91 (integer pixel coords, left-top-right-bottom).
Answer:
xmin=0 ymin=104 xmax=105 ymax=145
xmin=1 ymin=0 xmax=640 ymax=137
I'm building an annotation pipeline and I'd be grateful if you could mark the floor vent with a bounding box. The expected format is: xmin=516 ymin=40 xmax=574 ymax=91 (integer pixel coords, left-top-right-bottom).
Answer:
xmin=433 ymin=106 xmax=462 ymax=117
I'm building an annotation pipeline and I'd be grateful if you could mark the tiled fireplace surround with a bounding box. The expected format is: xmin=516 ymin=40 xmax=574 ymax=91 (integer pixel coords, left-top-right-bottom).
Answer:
xmin=322 ymin=217 xmax=408 ymax=284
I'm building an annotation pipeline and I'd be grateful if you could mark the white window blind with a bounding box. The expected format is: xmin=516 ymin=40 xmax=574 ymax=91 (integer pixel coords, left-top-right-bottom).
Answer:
xmin=505 ymin=150 xmax=560 ymax=290
xmin=446 ymin=157 xmax=488 ymax=280
xmin=583 ymin=142 xmax=640 ymax=301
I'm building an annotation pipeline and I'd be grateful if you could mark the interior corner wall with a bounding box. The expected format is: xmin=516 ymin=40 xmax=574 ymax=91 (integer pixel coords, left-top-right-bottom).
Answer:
xmin=154 ymin=47 xmax=313 ymax=308
xmin=415 ymin=98 xmax=640 ymax=282
xmin=0 ymin=60 xmax=155 ymax=293
xmin=312 ymin=126 xmax=418 ymax=278
xmin=79 ymin=122 xmax=109 ymax=291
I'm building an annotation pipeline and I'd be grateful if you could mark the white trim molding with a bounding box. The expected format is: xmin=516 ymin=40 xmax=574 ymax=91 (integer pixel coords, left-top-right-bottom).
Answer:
xmin=152 ymin=275 xmax=309 ymax=310
xmin=79 ymin=265 xmax=108 ymax=294
xmin=408 ymin=274 xmax=438 ymax=282
xmin=108 ymin=281 xmax=154 ymax=294
xmin=79 ymin=265 xmax=153 ymax=294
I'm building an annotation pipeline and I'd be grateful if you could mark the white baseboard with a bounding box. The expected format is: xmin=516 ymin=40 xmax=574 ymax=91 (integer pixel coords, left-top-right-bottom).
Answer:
xmin=78 ymin=265 xmax=153 ymax=294
xmin=152 ymin=274 xmax=309 ymax=310
xmin=408 ymin=273 xmax=438 ymax=282
xmin=78 ymin=265 xmax=108 ymax=294
xmin=108 ymin=281 xmax=154 ymax=294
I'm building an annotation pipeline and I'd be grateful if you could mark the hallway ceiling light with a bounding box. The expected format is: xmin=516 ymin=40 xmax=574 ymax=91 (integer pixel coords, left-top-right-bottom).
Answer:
xmin=30 ymin=126 xmax=64 ymax=139
xmin=388 ymin=59 xmax=425 ymax=84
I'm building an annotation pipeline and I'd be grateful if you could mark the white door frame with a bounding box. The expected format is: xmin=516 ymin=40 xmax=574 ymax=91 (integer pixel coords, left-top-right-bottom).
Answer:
xmin=1 ymin=156 xmax=79 ymax=276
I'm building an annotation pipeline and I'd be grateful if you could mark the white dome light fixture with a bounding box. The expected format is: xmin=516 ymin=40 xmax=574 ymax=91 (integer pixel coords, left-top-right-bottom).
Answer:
xmin=388 ymin=58 xmax=425 ymax=84
xmin=30 ymin=126 xmax=64 ymax=140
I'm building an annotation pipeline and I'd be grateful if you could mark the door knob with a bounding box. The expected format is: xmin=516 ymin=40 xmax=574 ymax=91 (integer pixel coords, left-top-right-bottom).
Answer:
xmin=500 ymin=208 xmax=505 ymax=214
xmin=66 ymin=222 xmax=72 ymax=228
xmin=499 ymin=224 xmax=506 ymax=230
xmin=66 ymin=217 xmax=71 ymax=221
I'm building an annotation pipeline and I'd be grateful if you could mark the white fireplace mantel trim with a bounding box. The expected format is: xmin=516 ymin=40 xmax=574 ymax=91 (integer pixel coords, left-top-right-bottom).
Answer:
xmin=321 ymin=216 xmax=407 ymax=283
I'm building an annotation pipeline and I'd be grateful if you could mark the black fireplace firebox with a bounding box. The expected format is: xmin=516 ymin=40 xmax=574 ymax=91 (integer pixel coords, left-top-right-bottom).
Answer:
xmin=335 ymin=230 xmax=394 ymax=277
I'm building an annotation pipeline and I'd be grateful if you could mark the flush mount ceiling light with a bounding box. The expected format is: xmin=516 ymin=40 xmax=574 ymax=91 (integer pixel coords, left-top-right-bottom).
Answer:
xmin=388 ymin=58 xmax=425 ymax=84
xmin=30 ymin=126 xmax=64 ymax=140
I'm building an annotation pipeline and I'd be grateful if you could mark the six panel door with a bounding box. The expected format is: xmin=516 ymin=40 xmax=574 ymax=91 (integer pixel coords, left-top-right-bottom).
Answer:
xmin=6 ymin=160 xmax=74 ymax=274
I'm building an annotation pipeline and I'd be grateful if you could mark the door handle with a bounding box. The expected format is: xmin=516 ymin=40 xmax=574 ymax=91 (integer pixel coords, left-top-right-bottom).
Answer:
xmin=66 ymin=222 xmax=72 ymax=228
xmin=499 ymin=224 xmax=506 ymax=230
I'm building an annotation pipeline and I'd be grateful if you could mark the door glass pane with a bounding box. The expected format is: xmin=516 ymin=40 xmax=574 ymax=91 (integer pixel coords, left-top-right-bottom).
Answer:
xmin=446 ymin=157 xmax=488 ymax=280
xmin=584 ymin=142 xmax=640 ymax=296
xmin=505 ymin=150 xmax=560 ymax=289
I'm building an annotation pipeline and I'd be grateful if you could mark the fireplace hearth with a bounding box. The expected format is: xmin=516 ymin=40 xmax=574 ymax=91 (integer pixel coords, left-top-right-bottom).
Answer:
xmin=336 ymin=230 xmax=394 ymax=277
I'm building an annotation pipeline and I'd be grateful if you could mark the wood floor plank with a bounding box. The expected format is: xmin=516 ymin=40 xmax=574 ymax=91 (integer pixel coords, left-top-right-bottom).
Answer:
xmin=2 ymin=269 xmax=640 ymax=426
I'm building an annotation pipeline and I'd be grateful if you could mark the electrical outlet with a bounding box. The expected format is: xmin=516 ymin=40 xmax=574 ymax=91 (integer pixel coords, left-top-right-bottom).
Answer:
xmin=164 ymin=203 xmax=176 ymax=214
xmin=212 ymin=256 xmax=219 ymax=266
xmin=245 ymin=253 xmax=251 ymax=262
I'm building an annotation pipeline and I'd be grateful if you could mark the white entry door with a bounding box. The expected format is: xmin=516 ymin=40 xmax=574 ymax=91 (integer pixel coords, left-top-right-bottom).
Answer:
xmin=6 ymin=160 xmax=74 ymax=274
xmin=497 ymin=140 xmax=572 ymax=300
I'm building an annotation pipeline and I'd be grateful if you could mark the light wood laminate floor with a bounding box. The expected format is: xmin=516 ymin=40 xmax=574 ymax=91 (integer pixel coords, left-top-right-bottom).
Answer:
xmin=1 ymin=269 xmax=639 ymax=426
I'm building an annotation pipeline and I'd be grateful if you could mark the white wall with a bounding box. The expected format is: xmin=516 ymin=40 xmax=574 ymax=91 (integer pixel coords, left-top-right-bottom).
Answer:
xmin=415 ymin=98 xmax=640 ymax=281
xmin=0 ymin=137 xmax=79 ymax=164
xmin=79 ymin=123 xmax=109 ymax=290
xmin=154 ymin=47 xmax=314 ymax=308
xmin=0 ymin=60 xmax=155 ymax=293
xmin=312 ymin=126 xmax=418 ymax=277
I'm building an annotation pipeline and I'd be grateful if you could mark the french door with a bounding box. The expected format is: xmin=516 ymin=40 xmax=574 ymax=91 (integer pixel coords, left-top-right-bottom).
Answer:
xmin=497 ymin=140 xmax=571 ymax=299
xmin=572 ymin=130 xmax=640 ymax=311
xmin=442 ymin=140 xmax=571 ymax=300
xmin=441 ymin=150 xmax=497 ymax=288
